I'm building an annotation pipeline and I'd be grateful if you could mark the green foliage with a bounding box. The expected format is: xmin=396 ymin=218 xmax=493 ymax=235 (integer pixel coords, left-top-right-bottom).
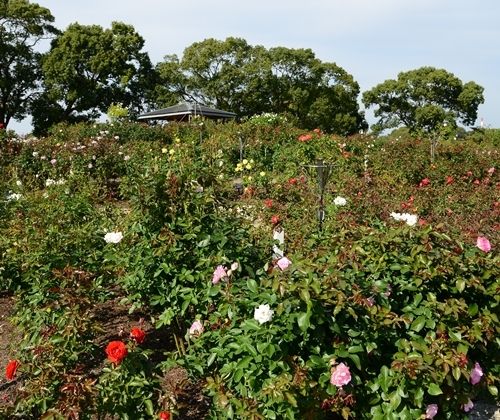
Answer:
xmin=156 ymin=37 xmax=366 ymax=135
xmin=107 ymin=103 xmax=130 ymax=123
xmin=0 ymin=0 xmax=58 ymax=127
xmin=32 ymin=21 xmax=155 ymax=135
xmin=363 ymin=67 xmax=484 ymax=135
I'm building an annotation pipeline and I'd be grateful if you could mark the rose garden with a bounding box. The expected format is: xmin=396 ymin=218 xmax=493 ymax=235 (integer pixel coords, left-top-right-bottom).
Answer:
xmin=0 ymin=117 xmax=498 ymax=419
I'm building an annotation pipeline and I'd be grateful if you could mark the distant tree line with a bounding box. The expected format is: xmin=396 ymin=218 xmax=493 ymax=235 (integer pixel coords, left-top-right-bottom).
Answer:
xmin=1 ymin=0 xmax=484 ymax=136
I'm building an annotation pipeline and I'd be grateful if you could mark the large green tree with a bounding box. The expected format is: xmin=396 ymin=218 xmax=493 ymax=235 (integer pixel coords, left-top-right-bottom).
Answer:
xmin=362 ymin=67 xmax=484 ymax=135
xmin=156 ymin=37 xmax=366 ymax=135
xmin=32 ymin=21 xmax=155 ymax=134
xmin=0 ymin=0 xmax=57 ymax=128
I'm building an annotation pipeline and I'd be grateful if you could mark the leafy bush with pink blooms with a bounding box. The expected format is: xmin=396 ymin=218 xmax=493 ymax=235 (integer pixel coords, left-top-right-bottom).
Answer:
xmin=0 ymin=121 xmax=498 ymax=418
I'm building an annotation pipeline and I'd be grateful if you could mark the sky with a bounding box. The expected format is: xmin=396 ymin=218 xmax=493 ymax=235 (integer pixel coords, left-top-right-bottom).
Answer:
xmin=9 ymin=0 xmax=500 ymax=133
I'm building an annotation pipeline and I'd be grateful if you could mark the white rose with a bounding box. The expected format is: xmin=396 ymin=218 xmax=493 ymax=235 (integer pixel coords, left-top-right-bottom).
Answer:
xmin=254 ymin=304 xmax=274 ymax=325
xmin=104 ymin=231 xmax=123 ymax=244
xmin=404 ymin=214 xmax=418 ymax=226
xmin=333 ymin=196 xmax=347 ymax=206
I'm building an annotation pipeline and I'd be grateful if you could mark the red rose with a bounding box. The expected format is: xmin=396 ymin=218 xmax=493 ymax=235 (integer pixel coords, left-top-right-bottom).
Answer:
xmin=159 ymin=412 xmax=171 ymax=420
xmin=288 ymin=178 xmax=297 ymax=185
xmin=130 ymin=327 xmax=146 ymax=344
xmin=5 ymin=360 xmax=20 ymax=381
xmin=105 ymin=341 xmax=128 ymax=364
xmin=445 ymin=176 xmax=454 ymax=185
xmin=263 ymin=199 xmax=273 ymax=209
xmin=271 ymin=215 xmax=280 ymax=225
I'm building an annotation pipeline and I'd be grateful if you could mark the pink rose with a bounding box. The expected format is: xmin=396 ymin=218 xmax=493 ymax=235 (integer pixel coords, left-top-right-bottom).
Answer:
xmin=476 ymin=236 xmax=491 ymax=253
xmin=189 ymin=320 xmax=204 ymax=337
xmin=276 ymin=256 xmax=292 ymax=271
xmin=212 ymin=265 xmax=227 ymax=284
xmin=470 ymin=362 xmax=483 ymax=385
xmin=330 ymin=362 xmax=351 ymax=387
xmin=419 ymin=178 xmax=430 ymax=187
xmin=462 ymin=399 xmax=474 ymax=412
xmin=425 ymin=404 xmax=438 ymax=419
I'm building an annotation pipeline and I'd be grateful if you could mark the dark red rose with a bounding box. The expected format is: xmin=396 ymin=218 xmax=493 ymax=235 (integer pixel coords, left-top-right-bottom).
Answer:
xmin=5 ymin=360 xmax=20 ymax=381
xmin=105 ymin=341 xmax=128 ymax=364
xmin=130 ymin=327 xmax=146 ymax=344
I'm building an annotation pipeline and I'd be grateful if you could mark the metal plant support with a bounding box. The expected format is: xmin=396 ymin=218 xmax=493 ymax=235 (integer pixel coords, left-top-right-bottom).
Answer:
xmin=304 ymin=160 xmax=333 ymax=231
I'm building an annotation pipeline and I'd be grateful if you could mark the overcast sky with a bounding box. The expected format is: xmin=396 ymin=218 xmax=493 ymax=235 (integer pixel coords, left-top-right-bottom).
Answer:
xmin=10 ymin=0 xmax=500 ymax=133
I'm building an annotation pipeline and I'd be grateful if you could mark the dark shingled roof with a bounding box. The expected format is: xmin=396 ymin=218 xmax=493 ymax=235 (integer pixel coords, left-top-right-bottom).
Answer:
xmin=137 ymin=102 xmax=236 ymax=121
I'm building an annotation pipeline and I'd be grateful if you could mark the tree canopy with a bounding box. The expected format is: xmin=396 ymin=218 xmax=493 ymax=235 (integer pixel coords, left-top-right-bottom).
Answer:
xmin=0 ymin=0 xmax=57 ymax=128
xmin=362 ymin=67 xmax=484 ymax=135
xmin=156 ymin=37 xmax=367 ymax=135
xmin=32 ymin=21 xmax=154 ymax=134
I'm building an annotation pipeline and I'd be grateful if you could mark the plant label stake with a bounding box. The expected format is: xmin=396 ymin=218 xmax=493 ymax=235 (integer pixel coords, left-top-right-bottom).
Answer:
xmin=273 ymin=227 xmax=285 ymax=259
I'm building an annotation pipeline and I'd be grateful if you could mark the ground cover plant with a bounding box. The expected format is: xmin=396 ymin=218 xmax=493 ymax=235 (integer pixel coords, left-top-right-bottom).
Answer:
xmin=0 ymin=119 xmax=498 ymax=419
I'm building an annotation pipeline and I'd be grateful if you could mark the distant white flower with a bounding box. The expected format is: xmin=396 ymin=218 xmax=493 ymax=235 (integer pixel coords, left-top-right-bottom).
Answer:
xmin=50 ymin=158 xmax=57 ymax=165
xmin=6 ymin=192 xmax=22 ymax=201
xmin=114 ymin=136 xmax=120 ymax=140
xmin=32 ymin=151 xmax=39 ymax=157
xmin=88 ymin=163 xmax=93 ymax=169
xmin=334 ymin=196 xmax=347 ymax=206
xmin=45 ymin=178 xmax=55 ymax=187
xmin=16 ymin=180 xmax=22 ymax=187
xmin=254 ymin=304 xmax=274 ymax=325
xmin=124 ymin=155 xmax=130 ymax=161
xmin=405 ymin=214 xmax=418 ymax=226
xmin=390 ymin=212 xmax=418 ymax=226
xmin=231 ymin=262 xmax=239 ymax=271
xmin=104 ymin=231 xmax=123 ymax=244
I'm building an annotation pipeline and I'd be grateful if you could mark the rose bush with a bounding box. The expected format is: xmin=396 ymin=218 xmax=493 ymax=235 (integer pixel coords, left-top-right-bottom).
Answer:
xmin=0 ymin=121 xmax=498 ymax=419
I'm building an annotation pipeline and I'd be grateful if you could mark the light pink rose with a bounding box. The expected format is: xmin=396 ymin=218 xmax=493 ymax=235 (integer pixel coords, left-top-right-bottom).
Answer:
xmin=189 ymin=320 xmax=204 ymax=336
xmin=462 ymin=399 xmax=474 ymax=412
xmin=212 ymin=265 xmax=227 ymax=284
xmin=476 ymin=236 xmax=491 ymax=253
xmin=276 ymin=256 xmax=292 ymax=271
xmin=470 ymin=362 xmax=483 ymax=385
xmin=487 ymin=167 xmax=495 ymax=175
xmin=330 ymin=362 xmax=351 ymax=387
xmin=426 ymin=404 xmax=438 ymax=419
